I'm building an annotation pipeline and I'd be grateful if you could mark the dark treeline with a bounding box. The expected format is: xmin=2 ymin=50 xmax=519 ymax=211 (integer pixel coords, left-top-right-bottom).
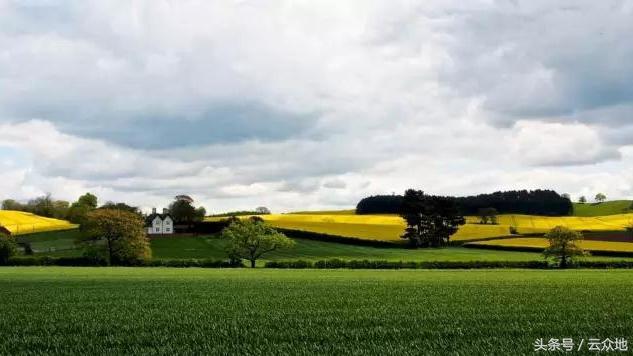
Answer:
xmin=356 ymin=190 xmax=572 ymax=216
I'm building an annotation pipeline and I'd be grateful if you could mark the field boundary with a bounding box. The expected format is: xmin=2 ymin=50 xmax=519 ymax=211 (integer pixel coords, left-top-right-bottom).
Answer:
xmin=463 ymin=242 xmax=633 ymax=258
xmin=277 ymin=228 xmax=406 ymax=248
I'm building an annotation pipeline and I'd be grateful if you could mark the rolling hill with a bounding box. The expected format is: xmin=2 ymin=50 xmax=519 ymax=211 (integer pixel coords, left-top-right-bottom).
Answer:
xmin=0 ymin=210 xmax=77 ymax=235
xmin=572 ymin=200 xmax=633 ymax=216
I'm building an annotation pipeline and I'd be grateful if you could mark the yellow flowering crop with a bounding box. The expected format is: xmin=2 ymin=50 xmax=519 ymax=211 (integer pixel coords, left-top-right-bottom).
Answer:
xmin=0 ymin=210 xmax=78 ymax=235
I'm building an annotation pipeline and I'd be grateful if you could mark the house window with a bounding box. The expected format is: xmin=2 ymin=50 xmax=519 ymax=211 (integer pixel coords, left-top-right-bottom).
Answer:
xmin=166 ymin=228 xmax=171 ymax=233
xmin=165 ymin=221 xmax=170 ymax=225
xmin=155 ymin=227 xmax=160 ymax=233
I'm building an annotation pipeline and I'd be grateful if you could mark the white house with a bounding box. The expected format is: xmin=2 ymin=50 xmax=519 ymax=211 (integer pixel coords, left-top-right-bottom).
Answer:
xmin=146 ymin=208 xmax=174 ymax=235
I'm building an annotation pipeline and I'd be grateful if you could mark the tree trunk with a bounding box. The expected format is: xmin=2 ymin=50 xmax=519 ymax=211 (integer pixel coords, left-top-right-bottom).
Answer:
xmin=250 ymin=259 xmax=256 ymax=268
xmin=560 ymin=256 xmax=567 ymax=269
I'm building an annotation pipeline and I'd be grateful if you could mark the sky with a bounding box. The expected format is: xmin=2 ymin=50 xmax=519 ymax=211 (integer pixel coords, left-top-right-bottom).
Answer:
xmin=1 ymin=0 xmax=633 ymax=213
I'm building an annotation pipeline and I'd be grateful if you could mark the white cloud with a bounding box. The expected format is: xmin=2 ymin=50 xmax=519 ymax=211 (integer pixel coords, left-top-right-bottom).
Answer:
xmin=512 ymin=121 xmax=620 ymax=166
xmin=1 ymin=1 xmax=633 ymax=212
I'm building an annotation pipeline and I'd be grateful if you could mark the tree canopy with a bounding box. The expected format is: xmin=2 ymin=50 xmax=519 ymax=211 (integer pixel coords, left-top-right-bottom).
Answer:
xmin=400 ymin=189 xmax=465 ymax=248
xmin=82 ymin=209 xmax=151 ymax=265
xmin=222 ymin=219 xmax=294 ymax=268
xmin=100 ymin=202 xmax=141 ymax=215
xmin=357 ymin=189 xmax=572 ymax=216
xmin=543 ymin=226 xmax=586 ymax=268
xmin=168 ymin=197 xmax=206 ymax=224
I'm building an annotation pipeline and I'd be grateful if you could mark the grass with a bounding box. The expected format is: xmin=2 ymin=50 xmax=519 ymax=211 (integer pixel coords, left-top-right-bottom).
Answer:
xmin=1 ymin=267 xmax=632 ymax=355
xmin=151 ymin=236 xmax=546 ymax=262
xmin=573 ymin=200 xmax=633 ymax=216
xmin=152 ymin=236 xmax=633 ymax=263
xmin=31 ymin=230 xmax=633 ymax=263
xmin=468 ymin=237 xmax=633 ymax=253
xmin=18 ymin=229 xmax=87 ymax=253
xmin=0 ymin=210 xmax=77 ymax=235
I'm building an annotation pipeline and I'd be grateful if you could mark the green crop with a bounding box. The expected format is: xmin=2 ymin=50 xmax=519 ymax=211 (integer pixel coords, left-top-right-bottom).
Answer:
xmin=1 ymin=268 xmax=632 ymax=355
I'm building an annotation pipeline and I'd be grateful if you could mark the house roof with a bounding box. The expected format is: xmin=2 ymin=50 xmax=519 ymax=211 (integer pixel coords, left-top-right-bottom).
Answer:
xmin=144 ymin=213 xmax=173 ymax=227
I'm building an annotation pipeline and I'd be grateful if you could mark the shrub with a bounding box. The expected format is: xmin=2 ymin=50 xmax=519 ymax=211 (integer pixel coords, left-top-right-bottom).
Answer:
xmin=0 ymin=234 xmax=17 ymax=265
xmin=266 ymin=259 xmax=551 ymax=269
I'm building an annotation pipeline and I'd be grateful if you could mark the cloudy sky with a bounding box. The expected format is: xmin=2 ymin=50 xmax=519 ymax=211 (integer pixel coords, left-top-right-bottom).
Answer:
xmin=1 ymin=0 xmax=633 ymax=213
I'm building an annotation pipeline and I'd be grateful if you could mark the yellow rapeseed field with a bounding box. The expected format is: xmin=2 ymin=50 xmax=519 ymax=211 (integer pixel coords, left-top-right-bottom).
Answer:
xmin=488 ymin=214 xmax=633 ymax=234
xmin=207 ymin=214 xmax=512 ymax=243
xmin=0 ymin=210 xmax=77 ymax=235
xmin=208 ymin=212 xmax=633 ymax=244
xmin=467 ymin=237 xmax=633 ymax=253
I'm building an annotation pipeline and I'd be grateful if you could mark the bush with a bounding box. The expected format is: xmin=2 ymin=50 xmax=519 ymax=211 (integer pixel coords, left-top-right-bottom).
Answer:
xmin=264 ymin=260 xmax=313 ymax=269
xmin=0 ymin=234 xmax=17 ymax=265
xmin=3 ymin=256 xmax=243 ymax=268
xmin=5 ymin=256 xmax=107 ymax=266
xmin=266 ymin=259 xmax=551 ymax=269
xmin=144 ymin=258 xmax=242 ymax=268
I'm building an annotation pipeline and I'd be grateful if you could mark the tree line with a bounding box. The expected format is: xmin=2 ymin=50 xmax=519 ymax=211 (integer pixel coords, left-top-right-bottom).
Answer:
xmin=1 ymin=193 xmax=207 ymax=226
xmin=356 ymin=189 xmax=572 ymax=216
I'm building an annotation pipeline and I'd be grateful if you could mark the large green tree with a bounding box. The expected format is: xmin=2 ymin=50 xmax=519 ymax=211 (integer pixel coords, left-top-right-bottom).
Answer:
xmin=400 ymin=189 xmax=465 ymax=247
xmin=222 ymin=219 xmax=294 ymax=268
xmin=168 ymin=196 xmax=206 ymax=224
xmin=82 ymin=209 xmax=151 ymax=265
xmin=77 ymin=193 xmax=98 ymax=209
xmin=543 ymin=226 xmax=586 ymax=268
xmin=67 ymin=193 xmax=99 ymax=225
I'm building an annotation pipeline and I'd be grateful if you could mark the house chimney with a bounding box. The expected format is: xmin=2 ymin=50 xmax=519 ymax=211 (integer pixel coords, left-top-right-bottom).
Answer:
xmin=152 ymin=207 xmax=157 ymax=214
xmin=163 ymin=208 xmax=169 ymax=214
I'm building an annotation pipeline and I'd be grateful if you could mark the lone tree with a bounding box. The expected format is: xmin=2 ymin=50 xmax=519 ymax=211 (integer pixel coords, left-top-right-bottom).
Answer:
xmin=82 ymin=209 xmax=151 ymax=265
xmin=0 ymin=233 xmax=17 ymax=265
xmin=477 ymin=207 xmax=499 ymax=225
xmin=400 ymin=189 xmax=465 ymax=247
xmin=543 ymin=226 xmax=586 ymax=268
xmin=595 ymin=193 xmax=607 ymax=203
xmin=169 ymin=195 xmax=206 ymax=225
xmin=578 ymin=196 xmax=587 ymax=204
xmin=255 ymin=206 xmax=271 ymax=214
xmin=222 ymin=219 xmax=294 ymax=268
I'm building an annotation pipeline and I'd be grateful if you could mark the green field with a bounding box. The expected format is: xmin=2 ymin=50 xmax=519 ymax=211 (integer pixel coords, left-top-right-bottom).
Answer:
xmin=573 ymin=200 xmax=633 ymax=216
xmin=29 ymin=232 xmax=633 ymax=264
xmin=152 ymin=236 xmax=546 ymax=262
xmin=0 ymin=267 xmax=631 ymax=355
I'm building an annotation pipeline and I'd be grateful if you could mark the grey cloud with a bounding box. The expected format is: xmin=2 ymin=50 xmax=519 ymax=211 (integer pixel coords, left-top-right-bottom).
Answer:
xmin=432 ymin=1 xmax=633 ymax=123
xmin=323 ymin=179 xmax=347 ymax=189
xmin=66 ymin=103 xmax=315 ymax=149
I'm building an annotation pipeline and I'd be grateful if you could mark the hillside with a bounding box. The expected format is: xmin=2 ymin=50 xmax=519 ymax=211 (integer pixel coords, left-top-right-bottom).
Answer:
xmin=572 ymin=200 xmax=633 ymax=216
xmin=0 ymin=210 xmax=77 ymax=235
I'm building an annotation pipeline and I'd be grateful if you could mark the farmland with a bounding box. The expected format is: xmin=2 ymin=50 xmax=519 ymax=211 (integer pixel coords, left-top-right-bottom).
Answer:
xmin=207 ymin=214 xmax=513 ymax=243
xmin=1 ymin=267 xmax=632 ymax=355
xmin=207 ymin=212 xmax=633 ymax=243
xmin=0 ymin=210 xmax=77 ymax=235
xmin=572 ymin=200 xmax=633 ymax=216
xmin=467 ymin=237 xmax=633 ymax=254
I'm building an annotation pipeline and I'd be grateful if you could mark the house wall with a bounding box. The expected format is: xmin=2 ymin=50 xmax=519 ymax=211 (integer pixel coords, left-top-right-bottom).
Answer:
xmin=163 ymin=217 xmax=173 ymax=234
xmin=147 ymin=216 xmax=174 ymax=235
